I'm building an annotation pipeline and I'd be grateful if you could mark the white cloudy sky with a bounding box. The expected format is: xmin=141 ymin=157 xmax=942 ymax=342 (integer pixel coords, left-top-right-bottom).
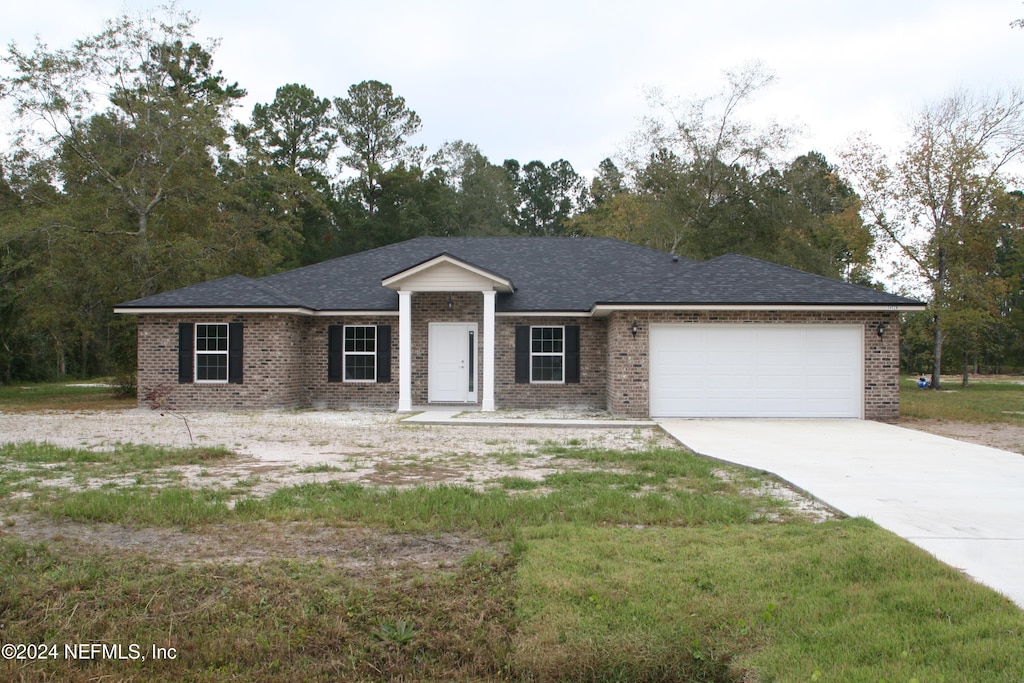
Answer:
xmin=5 ymin=0 xmax=1023 ymax=176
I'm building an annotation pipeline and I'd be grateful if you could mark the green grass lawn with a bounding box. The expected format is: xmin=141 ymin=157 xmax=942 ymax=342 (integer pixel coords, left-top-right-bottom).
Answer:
xmin=0 ymin=380 xmax=135 ymax=412
xmin=1 ymin=437 xmax=1022 ymax=682
xmin=900 ymin=375 xmax=1024 ymax=424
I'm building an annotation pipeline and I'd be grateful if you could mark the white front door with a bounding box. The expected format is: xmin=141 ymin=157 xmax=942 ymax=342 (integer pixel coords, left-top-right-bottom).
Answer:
xmin=428 ymin=323 xmax=478 ymax=403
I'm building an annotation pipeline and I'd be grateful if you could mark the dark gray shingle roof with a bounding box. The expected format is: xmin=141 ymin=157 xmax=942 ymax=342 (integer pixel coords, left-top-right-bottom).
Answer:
xmin=116 ymin=237 xmax=922 ymax=311
xmin=117 ymin=274 xmax=303 ymax=308
xmin=603 ymin=254 xmax=920 ymax=306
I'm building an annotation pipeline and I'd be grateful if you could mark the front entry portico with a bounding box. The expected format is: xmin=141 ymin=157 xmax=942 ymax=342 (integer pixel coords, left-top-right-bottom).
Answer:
xmin=384 ymin=255 xmax=508 ymax=412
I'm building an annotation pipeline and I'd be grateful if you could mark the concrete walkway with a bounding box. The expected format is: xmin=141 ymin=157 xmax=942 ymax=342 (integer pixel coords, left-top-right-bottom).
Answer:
xmin=401 ymin=408 xmax=653 ymax=428
xmin=657 ymin=418 xmax=1024 ymax=609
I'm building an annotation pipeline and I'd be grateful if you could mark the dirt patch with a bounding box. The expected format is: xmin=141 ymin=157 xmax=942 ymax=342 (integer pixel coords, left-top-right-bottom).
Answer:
xmin=0 ymin=408 xmax=668 ymax=495
xmin=899 ymin=418 xmax=1024 ymax=455
xmin=0 ymin=515 xmax=493 ymax=574
xmin=0 ymin=408 xmax=839 ymax=563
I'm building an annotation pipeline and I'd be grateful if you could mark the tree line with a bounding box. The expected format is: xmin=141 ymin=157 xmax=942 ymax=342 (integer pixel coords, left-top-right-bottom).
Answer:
xmin=0 ymin=7 xmax=1022 ymax=385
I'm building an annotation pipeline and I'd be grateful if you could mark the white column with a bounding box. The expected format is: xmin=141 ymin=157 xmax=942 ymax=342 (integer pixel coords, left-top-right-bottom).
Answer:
xmin=482 ymin=290 xmax=496 ymax=411
xmin=398 ymin=290 xmax=412 ymax=412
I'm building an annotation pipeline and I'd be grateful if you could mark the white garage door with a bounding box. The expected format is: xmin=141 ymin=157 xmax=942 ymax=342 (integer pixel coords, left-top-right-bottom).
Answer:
xmin=649 ymin=325 xmax=863 ymax=418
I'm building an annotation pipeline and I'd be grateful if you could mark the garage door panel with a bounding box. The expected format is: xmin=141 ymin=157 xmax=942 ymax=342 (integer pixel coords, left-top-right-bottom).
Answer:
xmin=702 ymin=398 xmax=759 ymax=416
xmin=649 ymin=325 xmax=862 ymax=418
xmin=759 ymin=374 xmax=805 ymax=391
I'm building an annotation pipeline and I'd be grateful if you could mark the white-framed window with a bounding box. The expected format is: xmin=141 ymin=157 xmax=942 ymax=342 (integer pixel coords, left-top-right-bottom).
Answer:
xmin=530 ymin=326 xmax=564 ymax=383
xmin=344 ymin=325 xmax=376 ymax=381
xmin=195 ymin=323 xmax=229 ymax=383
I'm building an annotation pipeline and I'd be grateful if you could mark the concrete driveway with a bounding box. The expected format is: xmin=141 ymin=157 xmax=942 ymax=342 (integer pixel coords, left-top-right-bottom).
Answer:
xmin=657 ymin=418 xmax=1024 ymax=609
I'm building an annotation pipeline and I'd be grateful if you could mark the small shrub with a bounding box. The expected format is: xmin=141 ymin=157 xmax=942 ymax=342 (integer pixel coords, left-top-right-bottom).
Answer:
xmin=112 ymin=371 xmax=137 ymax=398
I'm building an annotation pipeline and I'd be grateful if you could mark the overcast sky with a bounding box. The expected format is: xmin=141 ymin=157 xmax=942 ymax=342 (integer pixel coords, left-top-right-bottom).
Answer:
xmin=5 ymin=0 xmax=1024 ymax=177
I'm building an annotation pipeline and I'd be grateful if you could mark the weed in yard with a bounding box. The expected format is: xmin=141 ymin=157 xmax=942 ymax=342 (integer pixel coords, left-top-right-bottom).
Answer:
xmin=491 ymin=448 xmax=526 ymax=466
xmin=297 ymin=462 xmax=342 ymax=474
xmin=49 ymin=486 xmax=234 ymax=528
xmin=495 ymin=477 xmax=542 ymax=491
xmin=375 ymin=619 xmax=418 ymax=645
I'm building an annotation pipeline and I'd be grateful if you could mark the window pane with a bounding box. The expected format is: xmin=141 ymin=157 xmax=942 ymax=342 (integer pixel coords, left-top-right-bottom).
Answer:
xmin=196 ymin=324 xmax=228 ymax=352
xmin=532 ymin=327 xmax=562 ymax=353
xmin=196 ymin=353 xmax=228 ymax=381
xmin=345 ymin=326 xmax=375 ymax=353
xmin=345 ymin=354 xmax=376 ymax=381
xmin=531 ymin=356 xmax=563 ymax=382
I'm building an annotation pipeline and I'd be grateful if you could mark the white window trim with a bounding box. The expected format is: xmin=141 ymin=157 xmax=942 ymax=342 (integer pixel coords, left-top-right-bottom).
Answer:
xmin=343 ymin=324 xmax=377 ymax=383
xmin=530 ymin=325 xmax=565 ymax=384
xmin=194 ymin=323 xmax=229 ymax=384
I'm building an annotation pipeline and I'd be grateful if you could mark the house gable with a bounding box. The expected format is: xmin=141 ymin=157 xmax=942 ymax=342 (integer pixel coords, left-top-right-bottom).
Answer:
xmin=381 ymin=254 xmax=514 ymax=293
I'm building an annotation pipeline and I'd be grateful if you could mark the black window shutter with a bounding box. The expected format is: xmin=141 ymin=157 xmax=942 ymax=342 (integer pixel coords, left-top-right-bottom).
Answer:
xmin=376 ymin=325 xmax=391 ymax=383
xmin=327 ymin=325 xmax=343 ymax=382
xmin=178 ymin=322 xmax=194 ymax=384
xmin=565 ymin=325 xmax=580 ymax=384
xmin=515 ymin=325 xmax=530 ymax=384
xmin=228 ymin=322 xmax=244 ymax=384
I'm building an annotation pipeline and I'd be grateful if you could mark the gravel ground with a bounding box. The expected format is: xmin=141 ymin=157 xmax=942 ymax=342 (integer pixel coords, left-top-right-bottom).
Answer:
xmin=0 ymin=408 xmax=670 ymax=496
xmin=0 ymin=408 xmax=844 ymax=564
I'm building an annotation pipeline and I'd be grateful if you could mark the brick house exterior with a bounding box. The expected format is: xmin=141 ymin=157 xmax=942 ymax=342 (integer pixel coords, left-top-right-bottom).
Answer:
xmin=117 ymin=238 xmax=922 ymax=419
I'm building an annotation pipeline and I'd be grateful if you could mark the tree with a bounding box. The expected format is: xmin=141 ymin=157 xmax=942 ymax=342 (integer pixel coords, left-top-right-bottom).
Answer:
xmin=570 ymin=158 xmax=659 ymax=245
xmin=3 ymin=9 xmax=244 ymax=243
xmin=779 ymin=152 xmax=875 ymax=283
xmin=334 ymin=80 xmax=423 ymax=217
xmin=843 ymin=87 xmax=1024 ymax=388
xmin=245 ymin=83 xmax=336 ymax=178
xmin=629 ymin=62 xmax=796 ymax=256
xmin=233 ymin=83 xmax=338 ymax=267
xmin=504 ymin=158 xmax=586 ymax=235
xmin=0 ymin=7 xmax=278 ymax=377
xmin=428 ymin=141 xmax=516 ymax=235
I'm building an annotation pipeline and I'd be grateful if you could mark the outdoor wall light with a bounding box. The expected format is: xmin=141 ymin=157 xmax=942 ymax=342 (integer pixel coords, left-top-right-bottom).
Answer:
xmin=877 ymin=322 xmax=887 ymax=338
xmin=631 ymin=320 xmax=639 ymax=338
xmin=447 ymin=295 xmax=454 ymax=311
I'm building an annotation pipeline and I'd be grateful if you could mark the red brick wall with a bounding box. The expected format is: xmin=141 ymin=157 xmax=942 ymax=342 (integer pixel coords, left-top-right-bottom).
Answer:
xmin=135 ymin=307 xmax=901 ymax=419
xmin=304 ymin=316 xmax=399 ymax=410
xmin=136 ymin=314 xmax=305 ymax=410
xmin=494 ymin=316 xmax=607 ymax=410
xmin=605 ymin=310 xmax=901 ymax=420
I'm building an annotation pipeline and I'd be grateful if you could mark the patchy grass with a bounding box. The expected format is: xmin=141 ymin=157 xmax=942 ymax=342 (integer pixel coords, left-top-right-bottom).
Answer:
xmin=0 ymin=380 xmax=134 ymax=411
xmin=296 ymin=462 xmax=343 ymax=474
xmin=1 ymin=439 xmax=1022 ymax=681
xmin=0 ymin=443 xmax=238 ymax=515
xmin=0 ymin=537 xmax=516 ymax=683
xmin=0 ymin=442 xmax=232 ymax=468
xmin=901 ymin=375 xmax=1024 ymax=424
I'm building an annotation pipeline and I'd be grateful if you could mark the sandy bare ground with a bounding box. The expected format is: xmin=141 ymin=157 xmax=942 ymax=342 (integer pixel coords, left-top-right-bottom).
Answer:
xmin=16 ymin=407 xmax=1018 ymax=566
xmin=0 ymin=409 xmax=682 ymax=565
xmin=0 ymin=408 xmax=672 ymax=494
xmin=899 ymin=418 xmax=1024 ymax=455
